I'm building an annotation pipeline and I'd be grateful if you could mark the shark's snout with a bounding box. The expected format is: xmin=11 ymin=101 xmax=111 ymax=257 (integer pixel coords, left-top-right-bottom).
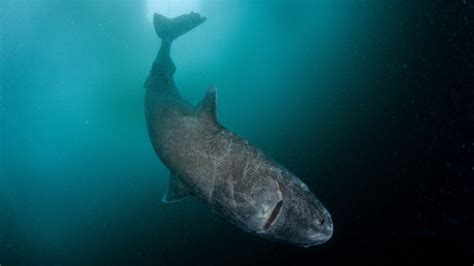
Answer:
xmin=305 ymin=210 xmax=333 ymax=247
xmin=256 ymin=184 xmax=334 ymax=247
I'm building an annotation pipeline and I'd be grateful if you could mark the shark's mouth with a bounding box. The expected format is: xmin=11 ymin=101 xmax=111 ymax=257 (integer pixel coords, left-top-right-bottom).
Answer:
xmin=263 ymin=200 xmax=283 ymax=230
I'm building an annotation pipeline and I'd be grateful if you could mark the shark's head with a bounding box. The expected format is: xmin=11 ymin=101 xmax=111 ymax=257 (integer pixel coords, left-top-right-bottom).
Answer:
xmin=251 ymin=169 xmax=333 ymax=247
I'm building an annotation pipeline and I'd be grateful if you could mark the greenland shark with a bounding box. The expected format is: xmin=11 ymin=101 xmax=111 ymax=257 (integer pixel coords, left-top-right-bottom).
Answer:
xmin=144 ymin=12 xmax=333 ymax=247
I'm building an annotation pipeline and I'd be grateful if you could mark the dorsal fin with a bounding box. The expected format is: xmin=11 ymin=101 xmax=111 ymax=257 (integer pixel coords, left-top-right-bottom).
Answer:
xmin=162 ymin=172 xmax=190 ymax=203
xmin=194 ymin=87 xmax=218 ymax=122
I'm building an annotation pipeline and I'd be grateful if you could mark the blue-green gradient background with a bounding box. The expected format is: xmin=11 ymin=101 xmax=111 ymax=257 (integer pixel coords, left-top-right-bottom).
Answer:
xmin=1 ymin=0 xmax=472 ymax=264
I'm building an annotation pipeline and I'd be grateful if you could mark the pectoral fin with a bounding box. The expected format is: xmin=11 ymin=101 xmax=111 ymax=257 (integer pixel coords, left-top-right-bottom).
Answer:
xmin=162 ymin=173 xmax=190 ymax=203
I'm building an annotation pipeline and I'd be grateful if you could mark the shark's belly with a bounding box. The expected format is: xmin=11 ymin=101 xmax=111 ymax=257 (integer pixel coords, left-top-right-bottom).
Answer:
xmin=157 ymin=116 xmax=225 ymax=194
xmin=147 ymin=108 xmax=284 ymax=232
xmin=163 ymin=121 xmax=283 ymax=231
xmin=144 ymin=94 xmax=193 ymax=166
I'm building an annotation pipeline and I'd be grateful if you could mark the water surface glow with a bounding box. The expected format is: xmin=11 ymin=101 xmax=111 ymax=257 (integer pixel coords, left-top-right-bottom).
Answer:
xmin=146 ymin=0 xmax=202 ymax=21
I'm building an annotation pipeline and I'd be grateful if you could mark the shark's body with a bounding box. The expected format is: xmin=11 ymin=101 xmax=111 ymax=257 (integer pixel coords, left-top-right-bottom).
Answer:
xmin=145 ymin=12 xmax=333 ymax=247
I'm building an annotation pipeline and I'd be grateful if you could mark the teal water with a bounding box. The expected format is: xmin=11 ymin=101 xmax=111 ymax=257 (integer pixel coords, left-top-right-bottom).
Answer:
xmin=1 ymin=0 xmax=472 ymax=265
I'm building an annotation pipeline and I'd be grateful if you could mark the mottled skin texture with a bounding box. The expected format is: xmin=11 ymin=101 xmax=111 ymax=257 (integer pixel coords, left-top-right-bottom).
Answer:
xmin=145 ymin=12 xmax=333 ymax=247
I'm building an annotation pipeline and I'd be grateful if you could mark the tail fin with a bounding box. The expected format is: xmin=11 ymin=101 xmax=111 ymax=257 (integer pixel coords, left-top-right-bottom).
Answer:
xmin=153 ymin=12 xmax=206 ymax=42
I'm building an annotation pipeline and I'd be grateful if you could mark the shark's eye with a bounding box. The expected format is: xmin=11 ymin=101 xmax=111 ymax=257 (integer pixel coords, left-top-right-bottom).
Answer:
xmin=263 ymin=200 xmax=283 ymax=230
xmin=320 ymin=219 xmax=325 ymax=225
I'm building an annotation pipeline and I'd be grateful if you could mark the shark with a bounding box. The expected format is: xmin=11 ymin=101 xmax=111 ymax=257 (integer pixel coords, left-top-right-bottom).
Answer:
xmin=144 ymin=12 xmax=333 ymax=247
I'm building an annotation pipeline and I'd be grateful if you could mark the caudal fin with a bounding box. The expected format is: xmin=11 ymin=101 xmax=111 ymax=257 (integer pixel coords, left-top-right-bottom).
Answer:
xmin=153 ymin=12 xmax=206 ymax=42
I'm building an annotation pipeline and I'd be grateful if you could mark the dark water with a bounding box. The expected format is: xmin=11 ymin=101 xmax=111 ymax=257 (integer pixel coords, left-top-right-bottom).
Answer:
xmin=1 ymin=0 xmax=473 ymax=265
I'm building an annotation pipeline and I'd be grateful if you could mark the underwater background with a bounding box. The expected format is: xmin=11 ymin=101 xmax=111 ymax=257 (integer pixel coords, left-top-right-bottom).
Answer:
xmin=1 ymin=0 xmax=473 ymax=265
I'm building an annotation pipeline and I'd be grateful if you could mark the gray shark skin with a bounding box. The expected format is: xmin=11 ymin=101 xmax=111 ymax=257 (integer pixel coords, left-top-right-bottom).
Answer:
xmin=145 ymin=12 xmax=333 ymax=247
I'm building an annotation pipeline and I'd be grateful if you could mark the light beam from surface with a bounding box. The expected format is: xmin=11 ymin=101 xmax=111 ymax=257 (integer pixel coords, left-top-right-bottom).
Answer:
xmin=146 ymin=0 xmax=202 ymax=21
